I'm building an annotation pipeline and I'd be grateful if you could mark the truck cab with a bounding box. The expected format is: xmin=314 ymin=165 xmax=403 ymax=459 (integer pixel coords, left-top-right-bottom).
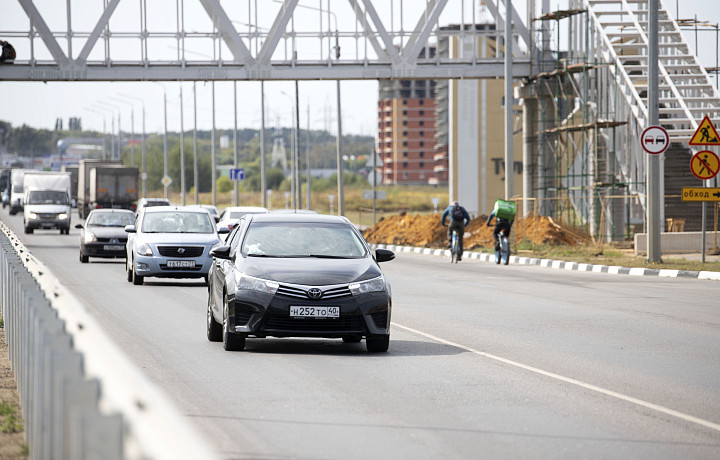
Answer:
xmin=22 ymin=172 xmax=72 ymax=234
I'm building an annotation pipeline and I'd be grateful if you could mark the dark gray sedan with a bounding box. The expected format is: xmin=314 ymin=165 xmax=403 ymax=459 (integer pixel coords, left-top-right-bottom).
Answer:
xmin=207 ymin=214 xmax=395 ymax=352
xmin=76 ymin=209 xmax=136 ymax=263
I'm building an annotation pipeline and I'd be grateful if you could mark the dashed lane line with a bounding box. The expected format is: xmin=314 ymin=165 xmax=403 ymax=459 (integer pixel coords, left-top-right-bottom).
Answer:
xmin=393 ymin=322 xmax=720 ymax=433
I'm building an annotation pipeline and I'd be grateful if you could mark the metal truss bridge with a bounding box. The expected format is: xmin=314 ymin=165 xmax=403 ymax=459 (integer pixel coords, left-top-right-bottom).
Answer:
xmin=0 ymin=0 xmax=531 ymax=82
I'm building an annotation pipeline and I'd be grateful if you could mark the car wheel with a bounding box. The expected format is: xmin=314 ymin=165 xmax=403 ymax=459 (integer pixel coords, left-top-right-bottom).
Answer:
xmin=132 ymin=260 xmax=144 ymax=285
xmin=222 ymin=293 xmax=245 ymax=351
xmin=207 ymin=293 xmax=222 ymax=342
xmin=24 ymin=225 xmax=33 ymax=234
xmin=126 ymin=258 xmax=133 ymax=282
xmin=79 ymin=252 xmax=89 ymax=263
xmin=342 ymin=335 xmax=362 ymax=343
xmin=366 ymin=334 xmax=390 ymax=353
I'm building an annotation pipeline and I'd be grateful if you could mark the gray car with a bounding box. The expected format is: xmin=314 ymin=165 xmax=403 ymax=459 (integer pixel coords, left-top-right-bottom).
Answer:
xmin=125 ymin=206 xmax=229 ymax=285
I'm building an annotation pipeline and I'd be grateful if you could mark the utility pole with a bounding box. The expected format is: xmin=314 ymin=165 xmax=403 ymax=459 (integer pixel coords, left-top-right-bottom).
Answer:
xmin=505 ymin=0 xmax=514 ymax=201
xmin=647 ymin=0 xmax=662 ymax=263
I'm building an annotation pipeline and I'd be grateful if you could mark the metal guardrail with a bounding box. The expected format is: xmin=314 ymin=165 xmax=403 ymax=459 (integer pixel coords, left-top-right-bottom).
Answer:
xmin=0 ymin=222 xmax=219 ymax=460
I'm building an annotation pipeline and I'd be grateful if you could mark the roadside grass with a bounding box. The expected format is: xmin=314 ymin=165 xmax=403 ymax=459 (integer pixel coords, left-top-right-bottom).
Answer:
xmin=0 ymin=400 xmax=22 ymax=434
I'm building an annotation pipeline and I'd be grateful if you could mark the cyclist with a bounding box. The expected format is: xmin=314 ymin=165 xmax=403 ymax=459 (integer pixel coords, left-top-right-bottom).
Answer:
xmin=441 ymin=201 xmax=470 ymax=261
xmin=486 ymin=200 xmax=515 ymax=253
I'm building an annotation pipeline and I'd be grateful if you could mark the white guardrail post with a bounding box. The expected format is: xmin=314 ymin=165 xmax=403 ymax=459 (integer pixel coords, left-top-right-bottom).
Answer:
xmin=0 ymin=222 xmax=219 ymax=460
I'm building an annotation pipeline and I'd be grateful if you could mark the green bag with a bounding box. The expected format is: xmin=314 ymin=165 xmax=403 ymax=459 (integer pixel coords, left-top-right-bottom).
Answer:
xmin=493 ymin=199 xmax=516 ymax=220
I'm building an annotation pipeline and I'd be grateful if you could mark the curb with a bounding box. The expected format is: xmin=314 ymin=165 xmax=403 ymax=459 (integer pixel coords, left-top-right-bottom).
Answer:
xmin=370 ymin=244 xmax=720 ymax=281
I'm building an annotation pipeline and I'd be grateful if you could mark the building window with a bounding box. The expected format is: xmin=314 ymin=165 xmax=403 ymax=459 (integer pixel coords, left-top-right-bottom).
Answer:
xmin=403 ymin=162 xmax=408 ymax=168
xmin=403 ymin=141 xmax=408 ymax=146
xmin=403 ymin=110 xmax=407 ymax=115
xmin=419 ymin=110 xmax=424 ymax=116
xmin=420 ymin=141 xmax=424 ymax=147
xmin=420 ymin=162 xmax=424 ymax=168
xmin=419 ymin=99 xmax=424 ymax=105
xmin=403 ymin=131 xmax=408 ymax=136
xmin=403 ymin=151 xmax=408 ymax=157
xmin=403 ymin=99 xmax=407 ymax=105
xmin=420 ymin=151 xmax=424 ymax=157
xmin=420 ymin=131 xmax=424 ymax=137
xmin=403 ymin=172 xmax=409 ymax=179
xmin=419 ymin=120 xmax=424 ymax=126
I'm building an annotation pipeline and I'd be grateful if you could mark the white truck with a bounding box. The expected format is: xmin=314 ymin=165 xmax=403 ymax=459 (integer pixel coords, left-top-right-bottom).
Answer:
xmin=8 ymin=168 xmax=30 ymax=215
xmin=22 ymin=171 xmax=72 ymax=234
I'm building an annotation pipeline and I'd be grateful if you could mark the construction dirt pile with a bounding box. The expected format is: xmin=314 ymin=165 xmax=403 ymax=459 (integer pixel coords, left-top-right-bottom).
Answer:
xmin=362 ymin=213 xmax=591 ymax=249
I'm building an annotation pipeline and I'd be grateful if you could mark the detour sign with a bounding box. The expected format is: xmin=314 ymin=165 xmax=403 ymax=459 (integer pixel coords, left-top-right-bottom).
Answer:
xmin=690 ymin=150 xmax=720 ymax=180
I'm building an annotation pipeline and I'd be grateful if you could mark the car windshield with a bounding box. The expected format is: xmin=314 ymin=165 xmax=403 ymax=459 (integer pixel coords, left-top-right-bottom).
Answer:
xmin=28 ymin=190 xmax=68 ymax=205
xmin=144 ymin=200 xmax=169 ymax=207
xmin=141 ymin=211 xmax=214 ymax=233
xmin=87 ymin=212 xmax=135 ymax=227
xmin=241 ymin=221 xmax=368 ymax=258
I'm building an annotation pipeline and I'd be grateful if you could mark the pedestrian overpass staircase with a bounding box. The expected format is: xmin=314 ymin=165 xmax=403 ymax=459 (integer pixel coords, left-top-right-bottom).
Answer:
xmin=587 ymin=0 xmax=720 ymax=143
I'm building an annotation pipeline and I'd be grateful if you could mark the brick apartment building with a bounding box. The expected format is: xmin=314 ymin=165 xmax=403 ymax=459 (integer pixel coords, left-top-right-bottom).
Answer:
xmin=377 ymin=78 xmax=447 ymax=185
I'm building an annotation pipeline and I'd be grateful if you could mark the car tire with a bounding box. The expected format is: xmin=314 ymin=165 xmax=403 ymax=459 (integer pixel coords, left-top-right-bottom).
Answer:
xmin=79 ymin=252 xmax=89 ymax=263
xmin=132 ymin=260 xmax=144 ymax=285
xmin=366 ymin=334 xmax=390 ymax=353
xmin=222 ymin=294 xmax=245 ymax=351
xmin=207 ymin=294 xmax=222 ymax=342
xmin=342 ymin=335 xmax=362 ymax=343
xmin=126 ymin=258 xmax=133 ymax=282
xmin=24 ymin=225 xmax=33 ymax=234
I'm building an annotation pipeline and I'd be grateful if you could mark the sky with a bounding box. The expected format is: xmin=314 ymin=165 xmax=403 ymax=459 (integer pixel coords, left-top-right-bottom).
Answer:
xmin=0 ymin=0 xmax=718 ymax=138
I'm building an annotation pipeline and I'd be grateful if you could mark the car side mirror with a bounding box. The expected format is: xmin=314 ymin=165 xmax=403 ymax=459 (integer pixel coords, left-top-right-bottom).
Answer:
xmin=124 ymin=225 xmax=136 ymax=233
xmin=74 ymin=224 xmax=83 ymax=229
xmin=210 ymin=245 xmax=232 ymax=260
xmin=217 ymin=227 xmax=230 ymax=234
xmin=375 ymin=248 xmax=395 ymax=263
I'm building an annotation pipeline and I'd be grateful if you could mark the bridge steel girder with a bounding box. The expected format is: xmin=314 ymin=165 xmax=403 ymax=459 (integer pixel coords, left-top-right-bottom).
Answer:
xmin=1 ymin=0 xmax=531 ymax=82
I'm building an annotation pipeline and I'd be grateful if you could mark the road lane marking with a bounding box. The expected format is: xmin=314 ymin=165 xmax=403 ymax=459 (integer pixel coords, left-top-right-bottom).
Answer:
xmin=393 ymin=322 xmax=720 ymax=433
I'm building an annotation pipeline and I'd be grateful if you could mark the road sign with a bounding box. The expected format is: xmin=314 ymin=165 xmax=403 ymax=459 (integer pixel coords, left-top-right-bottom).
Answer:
xmin=641 ymin=125 xmax=669 ymax=154
xmin=229 ymin=168 xmax=245 ymax=181
xmin=140 ymin=172 xmax=148 ymax=181
xmin=682 ymin=187 xmax=720 ymax=201
xmin=690 ymin=150 xmax=720 ymax=180
xmin=161 ymin=175 xmax=172 ymax=187
xmin=689 ymin=115 xmax=720 ymax=146
xmin=363 ymin=190 xmax=387 ymax=200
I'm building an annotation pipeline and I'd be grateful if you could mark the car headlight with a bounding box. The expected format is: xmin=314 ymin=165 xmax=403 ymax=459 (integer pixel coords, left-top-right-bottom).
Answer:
xmin=28 ymin=212 xmax=38 ymax=220
xmin=236 ymin=274 xmax=279 ymax=294
xmin=58 ymin=213 xmax=68 ymax=220
xmin=349 ymin=276 xmax=385 ymax=295
xmin=135 ymin=243 xmax=153 ymax=256
xmin=83 ymin=232 xmax=97 ymax=243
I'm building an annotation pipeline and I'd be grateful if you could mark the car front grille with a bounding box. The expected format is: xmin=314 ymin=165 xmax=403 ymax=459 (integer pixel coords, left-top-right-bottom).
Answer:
xmin=158 ymin=264 xmax=202 ymax=271
xmin=97 ymin=237 xmax=127 ymax=244
xmin=263 ymin=313 xmax=365 ymax=333
xmin=38 ymin=213 xmax=58 ymax=220
xmin=276 ymin=283 xmax=352 ymax=300
xmin=157 ymin=245 xmax=204 ymax=257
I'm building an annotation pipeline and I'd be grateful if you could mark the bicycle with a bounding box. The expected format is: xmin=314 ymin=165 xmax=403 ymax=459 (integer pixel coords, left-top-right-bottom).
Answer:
xmin=450 ymin=229 xmax=461 ymax=263
xmin=494 ymin=229 xmax=510 ymax=265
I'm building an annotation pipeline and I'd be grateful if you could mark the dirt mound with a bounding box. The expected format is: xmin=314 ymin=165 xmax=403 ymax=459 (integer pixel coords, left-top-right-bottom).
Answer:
xmin=362 ymin=213 xmax=590 ymax=249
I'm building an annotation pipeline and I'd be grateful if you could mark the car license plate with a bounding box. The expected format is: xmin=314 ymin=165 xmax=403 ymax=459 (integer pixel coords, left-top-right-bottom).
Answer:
xmin=167 ymin=260 xmax=196 ymax=268
xmin=290 ymin=306 xmax=340 ymax=318
xmin=103 ymin=245 xmax=125 ymax=251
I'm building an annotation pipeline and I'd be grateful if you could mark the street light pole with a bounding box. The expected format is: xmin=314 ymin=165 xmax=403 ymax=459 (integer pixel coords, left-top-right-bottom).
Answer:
xmin=193 ymin=82 xmax=199 ymax=205
xmin=261 ymin=82 xmax=267 ymax=208
xmin=212 ymin=81 xmax=217 ymax=206
xmin=180 ymin=84 xmax=186 ymax=205
xmin=109 ymin=96 xmax=135 ymax=167
xmin=117 ymin=93 xmax=146 ymax=197
xmin=234 ymin=81 xmax=239 ymax=206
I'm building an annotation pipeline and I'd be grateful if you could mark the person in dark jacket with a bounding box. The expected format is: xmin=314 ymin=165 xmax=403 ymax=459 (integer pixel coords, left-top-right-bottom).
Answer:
xmin=0 ymin=41 xmax=16 ymax=64
xmin=486 ymin=210 xmax=514 ymax=251
xmin=441 ymin=201 xmax=470 ymax=261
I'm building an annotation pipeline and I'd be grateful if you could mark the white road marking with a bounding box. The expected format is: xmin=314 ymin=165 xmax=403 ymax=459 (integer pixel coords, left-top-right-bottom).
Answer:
xmin=393 ymin=322 xmax=720 ymax=433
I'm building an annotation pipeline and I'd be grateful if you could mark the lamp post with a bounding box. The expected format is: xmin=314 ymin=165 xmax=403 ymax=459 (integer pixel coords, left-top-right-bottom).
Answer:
xmin=152 ymin=83 xmax=170 ymax=200
xmin=280 ymin=90 xmax=297 ymax=209
xmin=117 ymin=93 xmax=147 ymax=198
xmin=109 ymin=96 xmax=136 ymax=167
xmin=95 ymin=101 xmax=122 ymax=160
xmin=83 ymin=108 xmax=107 ymax=159
xmin=90 ymin=104 xmax=116 ymax=160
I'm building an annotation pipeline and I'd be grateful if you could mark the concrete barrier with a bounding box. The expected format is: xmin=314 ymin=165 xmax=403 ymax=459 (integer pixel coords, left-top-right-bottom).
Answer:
xmin=634 ymin=231 xmax=720 ymax=255
xmin=0 ymin=222 xmax=219 ymax=460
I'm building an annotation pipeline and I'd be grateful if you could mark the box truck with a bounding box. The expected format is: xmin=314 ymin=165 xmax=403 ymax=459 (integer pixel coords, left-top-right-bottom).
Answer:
xmin=22 ymin=171 xmax=72 ymax=234
xmin=87 ymin=165 xmax=139 ymax=213
xmin=8 ymin=169 xmax=30 ymax=215
xmin=77 ymin=159 xmax=120 ymax=218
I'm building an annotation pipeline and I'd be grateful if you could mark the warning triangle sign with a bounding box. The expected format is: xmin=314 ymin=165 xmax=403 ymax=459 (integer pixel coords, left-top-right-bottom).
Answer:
xmin=689 ymin=115 xmax=720 ymax=146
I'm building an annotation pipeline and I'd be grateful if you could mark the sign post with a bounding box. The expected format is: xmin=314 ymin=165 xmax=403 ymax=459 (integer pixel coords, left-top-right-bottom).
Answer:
xmin=688 ymin=116 xmax=720 ymax=262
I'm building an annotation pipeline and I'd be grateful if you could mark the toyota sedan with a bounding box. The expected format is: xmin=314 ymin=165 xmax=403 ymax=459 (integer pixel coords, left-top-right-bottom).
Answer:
xmin=125 ymin=206 xmax=229 ymax=285
xmin=207 ymin=214 xmax=394 ymax=352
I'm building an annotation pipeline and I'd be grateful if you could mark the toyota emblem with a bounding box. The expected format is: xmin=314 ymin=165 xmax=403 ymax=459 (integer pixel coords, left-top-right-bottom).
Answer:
xmin=177 ymin=248 xmax=185 ymax=254
xmin=306 ymin=288 xmax=323 ymax=299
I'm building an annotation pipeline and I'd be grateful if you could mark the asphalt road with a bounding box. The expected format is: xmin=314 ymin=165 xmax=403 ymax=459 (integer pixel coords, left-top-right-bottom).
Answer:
xmin=2 ymin=208 xmax=720 ymax=459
